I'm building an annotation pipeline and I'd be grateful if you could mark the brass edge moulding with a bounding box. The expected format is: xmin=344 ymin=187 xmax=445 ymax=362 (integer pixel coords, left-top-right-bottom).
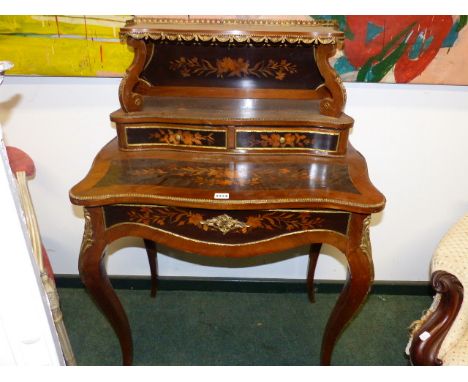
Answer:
xmin=109 ymin=204 xmax=353 ymax=214
xmin=70 ymin=191 xmax=386 ymax=210
xmin=128 ymin=17 xmax=339 ymax=28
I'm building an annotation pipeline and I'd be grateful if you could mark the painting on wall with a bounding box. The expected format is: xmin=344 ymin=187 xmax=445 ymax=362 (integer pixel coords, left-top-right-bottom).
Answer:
xmin=315 ymin=15 xmax=468 ymax=85
xmin=0 ymin=15 xmax=133 ymax=77
xmin=0 ymin=15 xmax=466 ymax=85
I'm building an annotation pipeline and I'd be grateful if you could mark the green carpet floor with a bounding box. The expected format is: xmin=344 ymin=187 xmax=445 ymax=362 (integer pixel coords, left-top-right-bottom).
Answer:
xmin=57 ymin=287 xmax=431 ymax=366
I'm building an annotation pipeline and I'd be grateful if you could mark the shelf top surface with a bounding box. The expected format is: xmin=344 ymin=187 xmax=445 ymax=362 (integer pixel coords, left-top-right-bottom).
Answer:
xmin=110 ymin=97 xmax=353 ymax=127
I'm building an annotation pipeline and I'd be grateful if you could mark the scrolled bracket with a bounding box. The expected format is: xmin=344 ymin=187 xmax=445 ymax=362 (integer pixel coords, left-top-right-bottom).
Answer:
xmin=315 ymin=44 xmax=346 ymax=118
xmin=119 ymin=37 xmax=147 ymax=112
xmin=408 ymin=270 xmax=464 ymax=366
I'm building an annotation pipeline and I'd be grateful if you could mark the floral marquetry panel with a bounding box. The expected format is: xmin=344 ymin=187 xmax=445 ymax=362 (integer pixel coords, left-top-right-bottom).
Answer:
xmin=103 ymin=205 xmax=350 ymax=245
xmin=138 ymin=43 xmax=324 ymax=91
xmin=95 ymin=157 xmax=359 ymax=194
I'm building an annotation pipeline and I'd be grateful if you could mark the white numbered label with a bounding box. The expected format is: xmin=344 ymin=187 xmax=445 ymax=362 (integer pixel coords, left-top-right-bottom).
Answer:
xmin=214 ymin=193 xmax=230 ymax=200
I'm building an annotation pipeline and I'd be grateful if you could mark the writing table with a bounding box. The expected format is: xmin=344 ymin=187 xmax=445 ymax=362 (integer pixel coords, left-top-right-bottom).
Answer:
xmin=70 ymin=17 xmax=385 ymax=365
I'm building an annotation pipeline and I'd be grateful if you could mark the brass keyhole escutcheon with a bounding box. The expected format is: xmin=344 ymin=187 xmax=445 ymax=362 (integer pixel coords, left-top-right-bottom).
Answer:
xmin=175 ymin=134 xmax=182 ymax=142
xmin=279 ymin=136 xmax=286 ymax=144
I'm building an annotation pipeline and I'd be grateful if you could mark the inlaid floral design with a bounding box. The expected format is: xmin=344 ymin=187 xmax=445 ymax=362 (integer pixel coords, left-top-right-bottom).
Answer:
xmin=244 ymin=211 xmax=325 ymax=232
xmin=148 ymin=129 xmax=215 ymax=146
xmin=249 ymin=132 xmax=315 ymax=148
xmin=127 ymin=207 xmax=325 ymax=235
xmin=127 ymin=165 xmax=311 ymax=188
xmin=128 ymin=206 xmax=202 ymax=227
xmin=123 ymin=160 xmax=357 ymax=192
xmin=169 ymin=56 xmax=297 ymax=80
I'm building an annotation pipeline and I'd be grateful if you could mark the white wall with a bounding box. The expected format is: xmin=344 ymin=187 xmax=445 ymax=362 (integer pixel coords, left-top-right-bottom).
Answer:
xmin=1 ymin=76 xmax=467 ymax=282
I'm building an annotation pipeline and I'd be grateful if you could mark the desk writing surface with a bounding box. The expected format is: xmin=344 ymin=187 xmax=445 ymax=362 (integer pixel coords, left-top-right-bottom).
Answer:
xmin=70 ymin=138 xmax=385 ymax=213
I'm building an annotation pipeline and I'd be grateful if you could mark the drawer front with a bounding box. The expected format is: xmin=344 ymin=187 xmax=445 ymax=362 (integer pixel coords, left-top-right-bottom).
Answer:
xmin=123 ymin=125 xmax=227 ymax=149
xmin=235 ymin=129 xmax=340 ymax=153
xmin=103 ymin=205 xmax=350 ymax=245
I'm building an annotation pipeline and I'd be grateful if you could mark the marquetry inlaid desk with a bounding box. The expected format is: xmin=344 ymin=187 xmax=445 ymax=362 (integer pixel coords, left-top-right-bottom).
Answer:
xmin=70 ymin=17 xmax=385 ymax=366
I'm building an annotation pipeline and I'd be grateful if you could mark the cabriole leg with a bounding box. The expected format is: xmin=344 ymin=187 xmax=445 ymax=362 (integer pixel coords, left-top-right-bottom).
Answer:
xmin=320 ymin=214 xmax=374 ymax=365
xmin=78 ymin=207 xmax=133 ymax=366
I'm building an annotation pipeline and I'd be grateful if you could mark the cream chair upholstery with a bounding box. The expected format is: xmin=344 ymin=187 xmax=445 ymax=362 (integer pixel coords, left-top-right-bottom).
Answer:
xmin=407 ymin=214 xmax=468 ymax=365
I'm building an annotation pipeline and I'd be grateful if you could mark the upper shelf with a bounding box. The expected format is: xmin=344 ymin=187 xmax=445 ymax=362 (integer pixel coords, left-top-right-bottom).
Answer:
xmin=120 ymin=17 xmax=344 ymax=45
xmin=118 ymin=17 xmax=347 ymax=118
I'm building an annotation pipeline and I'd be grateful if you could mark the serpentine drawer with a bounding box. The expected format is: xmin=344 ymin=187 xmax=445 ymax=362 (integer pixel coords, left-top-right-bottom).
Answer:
xmin=103 ymin=205 xmax=351 ymax=246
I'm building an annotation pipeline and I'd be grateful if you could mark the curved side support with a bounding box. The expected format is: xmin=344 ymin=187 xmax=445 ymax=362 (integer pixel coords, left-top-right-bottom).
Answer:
xmin=315 ymin=44 xmax=346 ymax=118
xmin=321 ymin=214 xmax=374 ymax=365
xmin=408 ymin=270 xmax=464 ymax=366
xmin=78 ymin=207 xmax=133 ymax=366
xmin=307 ymin=243 xmax=322 ymax=303
xmin=119 ymin=37 xmax=147 ymax=112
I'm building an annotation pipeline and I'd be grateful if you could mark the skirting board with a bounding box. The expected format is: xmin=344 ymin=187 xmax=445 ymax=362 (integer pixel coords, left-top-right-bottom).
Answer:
xmin=55 ymin=275 xmax=432 ymax=296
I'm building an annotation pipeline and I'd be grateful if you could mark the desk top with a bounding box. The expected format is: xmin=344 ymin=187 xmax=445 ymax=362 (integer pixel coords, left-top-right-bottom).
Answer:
xmin=70 ymin=138 xmax=385 ymax=213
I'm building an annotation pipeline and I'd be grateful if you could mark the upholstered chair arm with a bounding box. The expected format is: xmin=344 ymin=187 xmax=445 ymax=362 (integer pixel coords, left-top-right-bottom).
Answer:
xmin=407 ymin=214 xmax=468 ymax=365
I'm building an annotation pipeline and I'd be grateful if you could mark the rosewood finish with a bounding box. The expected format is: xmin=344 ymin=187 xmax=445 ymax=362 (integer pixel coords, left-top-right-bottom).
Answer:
xmin=70 ymin=17 xmax=385 ymax=366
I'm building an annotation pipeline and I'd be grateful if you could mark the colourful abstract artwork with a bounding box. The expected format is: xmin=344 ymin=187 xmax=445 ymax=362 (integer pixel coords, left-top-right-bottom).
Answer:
xmin=315 ymin=15 xmax=468 ymax=85
xmin=0 ymin=15 xmax=467 ymax=85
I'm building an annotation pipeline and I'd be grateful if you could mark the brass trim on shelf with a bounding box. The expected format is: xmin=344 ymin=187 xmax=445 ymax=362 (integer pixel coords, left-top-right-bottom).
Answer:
xmin=121 ymin=18 xmax=342 ymax=45
xmin=122 ymin=32 xmax=340 ymax=45
xmin=128 ymin=17 xmax=339 ymax=28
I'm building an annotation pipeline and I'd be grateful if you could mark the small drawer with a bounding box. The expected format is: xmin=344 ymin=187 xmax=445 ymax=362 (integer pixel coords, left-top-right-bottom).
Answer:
xmin=103 ymin=205 xmax=350 ymax=245
xmin=121 ymin=124 xmax=227 ymax=150
xmin=235 ymin=128 xmax=341 ymax=154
